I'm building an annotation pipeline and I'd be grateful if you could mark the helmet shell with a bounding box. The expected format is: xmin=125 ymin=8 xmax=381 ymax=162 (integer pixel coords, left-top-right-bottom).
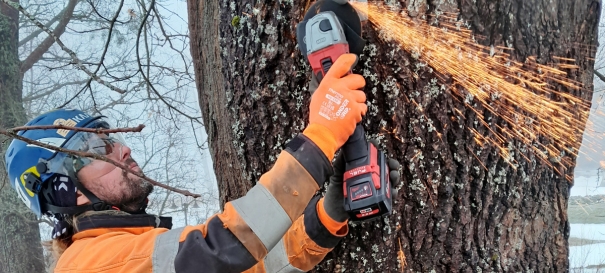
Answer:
xmin=5 ymin=109 xmax=102 ymax=217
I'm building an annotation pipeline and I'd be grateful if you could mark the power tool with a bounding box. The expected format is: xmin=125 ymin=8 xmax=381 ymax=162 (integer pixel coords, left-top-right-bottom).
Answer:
xmin=297 ymin=0 xmax=392 ymax=221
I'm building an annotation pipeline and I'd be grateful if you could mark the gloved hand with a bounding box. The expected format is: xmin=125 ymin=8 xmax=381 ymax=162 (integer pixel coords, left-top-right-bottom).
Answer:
xmin=303 ymin=54 xmax=367 ymax=161
xmin=322 ymin=141 xmax=402 ymax=222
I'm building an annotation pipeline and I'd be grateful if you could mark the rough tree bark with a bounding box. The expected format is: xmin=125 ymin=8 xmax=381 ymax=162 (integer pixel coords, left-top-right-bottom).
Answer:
xmin=188 ymin=0 xmax=600 ymax=272
xmin=0 ymin=2 xmax=45 ymax=273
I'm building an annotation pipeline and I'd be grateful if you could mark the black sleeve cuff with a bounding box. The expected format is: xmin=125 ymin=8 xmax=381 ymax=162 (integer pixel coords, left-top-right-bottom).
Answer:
xmin=285 ymin=134 xmax=333 ymax=187
xmin=303 ymin=195 xmax=343 ymax=249
xmin=175 ymin=217 xmax=257 ymax=273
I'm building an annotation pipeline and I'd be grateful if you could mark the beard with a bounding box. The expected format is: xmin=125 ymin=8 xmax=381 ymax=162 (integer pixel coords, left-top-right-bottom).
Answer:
xmin=116 ymin=158 xmax=154 ymax=213
xmin=117 ymin=175 xmax=154 ymax=213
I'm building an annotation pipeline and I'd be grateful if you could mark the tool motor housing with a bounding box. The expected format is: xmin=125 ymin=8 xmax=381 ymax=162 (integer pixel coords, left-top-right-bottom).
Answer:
xmin=303 ymin=11 xmax=350 ymax=82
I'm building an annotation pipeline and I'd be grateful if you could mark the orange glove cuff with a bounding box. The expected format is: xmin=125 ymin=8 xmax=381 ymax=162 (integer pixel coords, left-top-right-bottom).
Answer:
xmin=302 ymin=124 xmax=338 ymax=161
xmin=306 ymin=54 xmax=367 ymax=157
xmin=317 ymin=198 xmax=348 ymax=236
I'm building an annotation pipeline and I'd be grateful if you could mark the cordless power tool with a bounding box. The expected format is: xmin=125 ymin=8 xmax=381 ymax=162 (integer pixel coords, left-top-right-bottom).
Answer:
xmin=297 ymin=0 xmax=392 ymax=221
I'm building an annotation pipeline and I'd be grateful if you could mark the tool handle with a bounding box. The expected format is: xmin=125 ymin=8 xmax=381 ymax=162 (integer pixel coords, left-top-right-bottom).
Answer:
xmin=342 ymin=124 xmax=367 ymax=163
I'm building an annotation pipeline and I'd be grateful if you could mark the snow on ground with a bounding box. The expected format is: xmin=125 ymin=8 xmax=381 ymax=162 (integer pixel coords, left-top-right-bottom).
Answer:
xmin=569 ymin=220 xmax=605 ymax=271
xmin=571 ymin=174 xmax=605 ymax=197
xmin=570 ymin=242 xmax=605 ymax=270
xmin=569 ymin=172 xmax=605 ymax=270
xmin=571 ymin=224 xmax=605 ymax=241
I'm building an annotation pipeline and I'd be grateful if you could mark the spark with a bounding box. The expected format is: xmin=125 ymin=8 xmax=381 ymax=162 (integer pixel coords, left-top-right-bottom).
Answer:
xmin=574 ymin=199 xmax=590 ymax=216
xmin=398 ymin=238 xmax=407 ymax=272
xmin=467 ymin=146 xmax=488 ymax=171
xmin=352 ymin=3 xmax=592 ymax=176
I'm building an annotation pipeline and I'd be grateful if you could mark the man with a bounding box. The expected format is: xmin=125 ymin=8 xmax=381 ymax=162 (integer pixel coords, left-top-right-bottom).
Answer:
xmin=6 ymin=54 xmax=398 ymax=272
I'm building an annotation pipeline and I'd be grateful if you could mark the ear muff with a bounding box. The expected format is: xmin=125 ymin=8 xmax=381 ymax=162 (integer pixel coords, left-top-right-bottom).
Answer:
xmin=21 ymin=166 xmax=42 ymax=196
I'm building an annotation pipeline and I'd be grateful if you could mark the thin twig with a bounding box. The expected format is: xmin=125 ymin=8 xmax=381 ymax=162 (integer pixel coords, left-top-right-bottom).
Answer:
xmin=0 ymin=125 xmax=200 ymax=198
xmin=9 ymin=124 xmax=145 ymax=134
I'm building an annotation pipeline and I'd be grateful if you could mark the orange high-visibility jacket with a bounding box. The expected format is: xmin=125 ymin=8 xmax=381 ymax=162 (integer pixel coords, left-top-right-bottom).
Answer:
xmin=54 ymin=135 xmax=348 ymax=273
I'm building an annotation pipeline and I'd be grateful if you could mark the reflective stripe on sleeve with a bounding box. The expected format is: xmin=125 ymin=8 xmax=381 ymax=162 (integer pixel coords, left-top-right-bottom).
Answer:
xmin=231 ymin=184 xmax=293 ymax=252
xmin=264 ymin=239 xmax=305 ymax=273
xmin=152 ymin=227 xmax=185 ymax=273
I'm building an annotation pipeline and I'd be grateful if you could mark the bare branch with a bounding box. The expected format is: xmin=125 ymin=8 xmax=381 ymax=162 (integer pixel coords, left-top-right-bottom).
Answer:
xmin=595 ymin=69 xmax=605 ymax=83
xmin=58 ymin=84 xmax=89 ymax=108
xmin=86 ymin=0 xmax=131 ymax=24
xmin=18 ymin=3 xmax=64 ymax=47
xmin=152 ymin=5 xmax=191 ymax=76
xmin=22 ymin=79 xmax=88 ymax=102
xmin=78 ymin=0 xmax=126 ymax=106
xmin=66 ymin=25 xmax=110 ymax=34
xmin=0 ymin=125 xmax=201 ymax=198
xmin=2 ymin=0 xmax=127 ymax=94
xmin=9 ymin=124 xmax=145 ymax=134
xmin=20 ymin=0 xmax=78 ymax=74
xmin=135 ymin=0 xmax=203 ymax=124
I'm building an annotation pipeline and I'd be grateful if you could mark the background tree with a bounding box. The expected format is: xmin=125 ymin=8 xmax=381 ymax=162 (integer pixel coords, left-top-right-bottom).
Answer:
xmin=1 ymin=0 xmax=218 ymax=271
xmin=0 ymin=0 xmax=74 ymax=270
xmin=189 ymin=0 xmax=600 ymax=272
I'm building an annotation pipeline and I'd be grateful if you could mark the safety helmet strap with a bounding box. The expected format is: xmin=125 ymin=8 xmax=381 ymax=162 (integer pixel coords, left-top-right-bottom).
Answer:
xmin=45 ymin=203 xmax=94 ymax=215
xmin=63 ymin=161 xmax=114 ymax=212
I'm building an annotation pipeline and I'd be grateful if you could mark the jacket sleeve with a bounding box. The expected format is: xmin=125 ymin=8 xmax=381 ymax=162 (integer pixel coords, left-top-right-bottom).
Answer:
xmin=159 ymin=135 xmax=333 ymax=273
xmin=243 ymin=195 xmax=349 ymax=273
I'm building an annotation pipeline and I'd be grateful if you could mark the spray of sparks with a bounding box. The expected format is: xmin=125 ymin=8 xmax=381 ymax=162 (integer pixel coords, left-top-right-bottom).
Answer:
xmin=352 ymin=2 xmax=592 ymax=178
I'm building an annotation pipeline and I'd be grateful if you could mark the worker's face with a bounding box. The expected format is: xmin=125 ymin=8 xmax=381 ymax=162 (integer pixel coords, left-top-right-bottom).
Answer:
xmin=74 ymin=133 xmax=153 ymax=211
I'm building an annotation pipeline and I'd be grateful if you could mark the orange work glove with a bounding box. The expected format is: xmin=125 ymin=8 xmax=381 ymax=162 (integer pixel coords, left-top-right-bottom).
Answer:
xmin=303 ymin=54 xmax=367 ymax=161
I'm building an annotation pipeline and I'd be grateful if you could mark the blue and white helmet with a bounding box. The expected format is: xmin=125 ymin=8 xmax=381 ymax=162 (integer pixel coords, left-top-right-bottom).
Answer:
xmin=5 ymin=109 xmax=126 ymax=217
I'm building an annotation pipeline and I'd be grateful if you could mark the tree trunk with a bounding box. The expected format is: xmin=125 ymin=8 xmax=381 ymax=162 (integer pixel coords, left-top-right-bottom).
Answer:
xmin=189 ymin=0 xmax=601 ymax=272
xmin=0 ymin=2 xmax=45 ymax=273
